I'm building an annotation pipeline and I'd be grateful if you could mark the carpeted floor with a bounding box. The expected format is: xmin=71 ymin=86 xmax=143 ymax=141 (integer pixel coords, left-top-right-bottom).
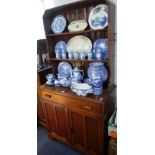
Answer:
xmin=37 ymin=124 xmax=82 ymax=155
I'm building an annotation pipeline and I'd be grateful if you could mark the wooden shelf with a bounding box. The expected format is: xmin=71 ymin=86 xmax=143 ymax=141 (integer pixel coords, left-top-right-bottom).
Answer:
xmin=50 ymin=58 xmax=108 ymax=63
xmin=46 ymin=27 xmax=108 ymax=37
xmin=37 ymin=65 xmax=53 ymax=73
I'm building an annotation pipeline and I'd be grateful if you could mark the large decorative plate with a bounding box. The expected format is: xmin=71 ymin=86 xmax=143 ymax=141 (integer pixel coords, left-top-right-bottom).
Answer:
xmin=51 ymin=15 xmax=66 ymax=34
xmin=55 ymin=41 xmax=67 ymax=53
xmin=67 ymin=35 xmax=92 ymax=55
xmin=88 ymin=4 xmax=108 ymax=30
xmin=58 ymin=62 xmax=72 ymax=78
xmin=68 ymin=20 xmax=88 ymax=32
xmin=93 ymin=39 xmax=108 ymax=60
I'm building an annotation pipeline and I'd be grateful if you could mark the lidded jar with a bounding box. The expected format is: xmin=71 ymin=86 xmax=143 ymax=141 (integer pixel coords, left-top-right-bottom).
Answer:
xmin=88 ymin=62 xmax=108 ymax=82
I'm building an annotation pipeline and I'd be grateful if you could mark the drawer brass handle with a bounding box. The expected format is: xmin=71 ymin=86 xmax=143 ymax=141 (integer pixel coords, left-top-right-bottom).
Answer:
xmin=45 ymin=94 xmax=51 ymax=98
xmin=83 ymin=105 xmax=92 ymax=110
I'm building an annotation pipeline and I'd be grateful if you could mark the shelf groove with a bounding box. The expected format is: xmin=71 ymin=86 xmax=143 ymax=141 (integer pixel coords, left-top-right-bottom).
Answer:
xmin=46 ymin=27 xmax=108 ymax=37
xmin=50 ymin=58 xmax=108 ymax=63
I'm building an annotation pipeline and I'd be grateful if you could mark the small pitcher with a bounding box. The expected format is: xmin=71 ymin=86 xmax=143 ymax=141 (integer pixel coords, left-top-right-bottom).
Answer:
xmin=72 ymin=67 xmax=84 ymax=81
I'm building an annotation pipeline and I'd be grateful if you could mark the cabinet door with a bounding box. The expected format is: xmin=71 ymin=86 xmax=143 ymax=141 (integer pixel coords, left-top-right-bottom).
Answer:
xmin=85 ymin=116 xmax=101 ymax=155
xmin=45 ymin=101 xmax=57 ymax=134
xmin=37 ymin=96 xmax=47 ymax=127
xmin=45 ymin=101 xmax=70 ymax=142
xmin=68 ymin=110 xmax=85 ymax=149
xmin=69 ymin=109 xmax=102 ymax=155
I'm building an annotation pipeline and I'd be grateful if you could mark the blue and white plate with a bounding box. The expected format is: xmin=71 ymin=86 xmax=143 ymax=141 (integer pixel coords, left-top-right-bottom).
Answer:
xmin=88 ymin=4 xmax=108 ymax=30
xmin=58 ymin=62 xmax=72 ymax=78
xmin=93 ymin=39 xmax=108 ymax=60
xmin=55 ymin=41 xmax=67 ymax=54
xmin=51 ymin=15 xmax=66 ymax=34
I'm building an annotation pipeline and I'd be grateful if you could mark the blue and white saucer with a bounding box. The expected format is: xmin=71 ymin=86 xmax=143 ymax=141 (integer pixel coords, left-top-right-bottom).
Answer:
xmin=88 ymin=4 xmax=108 ymax=30
xmin=51 ymin=15 xmax=66 ymax=34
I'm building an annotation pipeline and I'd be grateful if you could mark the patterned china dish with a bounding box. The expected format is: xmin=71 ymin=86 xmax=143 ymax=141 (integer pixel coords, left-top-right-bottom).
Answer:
xmin=51 ymin=15 xmax=66 ymax=34
xmin=67 ymin=35 xmax=92 ymax=56
xmin=88 ymin=4 xmax=108 ymax=30
xmin=68 ymin=20 xmax=88 ymax=32
xmin=58 ymin=62 xmax=73 ymax=78
xmin=71 ymin=83 xmax=93 ymax=96
xmin=55 ymin=41 xmax=67 ymax=58
xmin=93 ymin=39 xmax=108 ymax=60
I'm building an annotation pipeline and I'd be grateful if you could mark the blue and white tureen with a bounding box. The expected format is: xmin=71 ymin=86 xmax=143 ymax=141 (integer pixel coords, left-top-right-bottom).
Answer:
xmin=71 ymin=83 xmax=93 ymax=96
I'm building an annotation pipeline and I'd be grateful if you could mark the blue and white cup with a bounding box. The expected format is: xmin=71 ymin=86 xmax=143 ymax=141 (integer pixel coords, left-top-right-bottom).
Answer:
xmin=54 ymin=79 xmax=60 ymax=86
xmin=73 ymin=52 xmax=79 ymax=60
xmin=55 ymin=51 xmax=61 ymax=59
xmin=46 ymin=74 xmax=55 ymax=81
xmin=80 ymin=52 xmax=85 ymax=60
xmin=68 ymin=52 xmax=73 ymax=59
xmin=62 ymin=51 xmax=66 ymax=59
xmin=88 ymin=52 xmax=93 ymax=60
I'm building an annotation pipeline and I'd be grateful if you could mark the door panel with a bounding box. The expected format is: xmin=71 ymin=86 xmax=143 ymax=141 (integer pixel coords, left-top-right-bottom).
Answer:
xmin=85 ymin=117 xmax=100 ymax=153
xmin=70 ymin=111 xmax=85 ymax=147
xmin=45 ymin=102 xmax=57 ymax=134
xmin=37 ymin=97 xmax=47 ymax=127
xmin=55 ymin=105 xmax=69 ymax=139
xmin=45 ymin=101 xmax=69 ymax=141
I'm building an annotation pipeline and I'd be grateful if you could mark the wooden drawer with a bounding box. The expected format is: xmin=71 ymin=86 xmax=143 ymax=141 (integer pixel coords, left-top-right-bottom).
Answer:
xmin=39 ymin=91 xmax=53 ymax=100
xmin=40 ymin=90 xmax=102 ymax=116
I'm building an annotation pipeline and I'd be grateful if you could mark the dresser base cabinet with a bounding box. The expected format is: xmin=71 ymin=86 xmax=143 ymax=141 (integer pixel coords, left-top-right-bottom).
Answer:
xmin=37 ymin=95 xmax=48 ymax=128
xmin=39 ymin=85 xmax=115 ymax=155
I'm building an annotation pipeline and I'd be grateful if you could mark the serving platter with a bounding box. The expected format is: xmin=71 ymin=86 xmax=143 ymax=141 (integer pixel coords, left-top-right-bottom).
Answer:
xmin=68 ymin=20 xmax=88 ymax=32
xmin=51 ymin=15 xmax=66 ymax=34
xmin=67 ymin=35 xmax=92 ymax=55
xmin=88 ymin=4 xmax=108 ymax=30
